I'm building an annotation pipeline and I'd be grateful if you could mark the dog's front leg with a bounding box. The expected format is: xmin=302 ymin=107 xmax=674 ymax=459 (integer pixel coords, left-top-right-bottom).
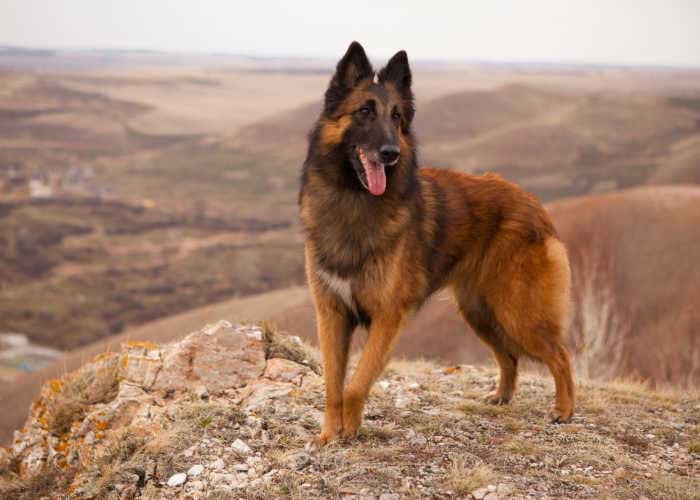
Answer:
xmin=310 ymin=294 xmax=354 ymax=448
xmin=342 ymin=313 xmax=405 ymax=438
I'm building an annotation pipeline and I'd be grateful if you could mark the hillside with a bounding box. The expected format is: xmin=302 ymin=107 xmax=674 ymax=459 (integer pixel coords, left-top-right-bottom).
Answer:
xmin=2 ymin=322 xmax=698 ymax=499
xmin=3 ymin=65 xmax=700 ymax=356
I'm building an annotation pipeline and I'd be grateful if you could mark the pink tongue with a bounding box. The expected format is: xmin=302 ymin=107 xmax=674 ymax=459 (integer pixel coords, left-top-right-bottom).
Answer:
xmin=365 ymin=160 xmax=386 ymax=196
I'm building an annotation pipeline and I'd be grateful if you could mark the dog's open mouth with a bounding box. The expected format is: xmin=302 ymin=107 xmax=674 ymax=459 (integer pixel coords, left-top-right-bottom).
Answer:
xmin=356 ymin=147 xmax=387 ymax=196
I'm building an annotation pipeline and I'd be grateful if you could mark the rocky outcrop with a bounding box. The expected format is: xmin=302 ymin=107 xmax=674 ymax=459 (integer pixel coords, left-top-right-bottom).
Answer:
xmin=1 ymin=321 xmax=698 ymax=499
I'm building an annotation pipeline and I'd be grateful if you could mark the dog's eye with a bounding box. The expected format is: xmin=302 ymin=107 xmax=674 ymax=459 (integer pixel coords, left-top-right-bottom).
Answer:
xmin=392 ymin=109 xmax=401 ymax=121
xmin=358 ymin=106 xmax=370 ymax=116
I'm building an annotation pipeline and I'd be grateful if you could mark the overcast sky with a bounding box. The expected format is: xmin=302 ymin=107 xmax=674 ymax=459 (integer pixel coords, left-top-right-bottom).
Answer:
xmin=2 ymin=0 xmax=699 ymax=67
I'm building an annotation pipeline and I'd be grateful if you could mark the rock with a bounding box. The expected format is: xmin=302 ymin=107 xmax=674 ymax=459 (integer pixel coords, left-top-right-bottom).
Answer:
xmin=193 ymin=384 xmax=209 ymax=399
xmin=379 ymin=493 xmax=400 ymax=500
xmin=286 ymin=451 xmax=311 ymax=470
xmin=119 ymin=342 xmax=162 ymax=389
xmin=167 ymin=473 xmax=187 ymax=487
xmin=242 ymin=381 xmax=294 ymax=411
xmin=472 ymin=487 xmax=489 ymax=500
xmin=153 ymin=322 xmax=266 ymax=393
xmin=263 ymin=357 xmax=310 ymax=385
xmin=187 ymin=464 xmax=204 ymax=476
xmin=496 ymin=484 xmax=512 ymax=496
xmin=232 ymin=438 xmax=252 ymax=455
xmin=234 ymin=463 xmax=249 ymax=472
xmin=487 ymin=484 xmax=497 ymax=492
xmin=378 ymin=380 xmax=391 ymax=390
xmin=210 ymin=458 xmax=225 ymax=470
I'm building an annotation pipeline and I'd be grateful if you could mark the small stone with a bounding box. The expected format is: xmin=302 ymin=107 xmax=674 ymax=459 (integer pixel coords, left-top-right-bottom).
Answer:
xmin=193 ymin=385 xmax=209 ymax=400
xmin=378 ymin=380 xmax=391 ymax=390
xmin=473 ymin=487 xmax=489 ymax=500
xmin=407 ymin=382 xmax=420 ymax=389
xmin=234 ymin=463 xmax=249 ymax=472
xmin=187 ymin=464 xmax=204 ymax=477
xmin=232 ymin=438 xmax=252 ymax=455
xmin=210 ymin=458 xmax=225 ymax=470
xmin=496 ymin=484 xmax=512 ymax=495
xmin=190 ymin=480 xmax=204 ymax=491
xmin=379 ymin=493 xmax=400 ymax=500
xmin=286 ymin=451 xmax=311 ymax=470
xmin=167 ymin=473 xmax=187 ymax=487
xmin=645 ymin=433 xmax=655 ymax=440
xmin=487 ymin=484 xmax=497 ymax=492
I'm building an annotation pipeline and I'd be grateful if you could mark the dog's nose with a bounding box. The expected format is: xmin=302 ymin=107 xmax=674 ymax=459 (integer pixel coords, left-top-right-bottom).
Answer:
xmin=379 ymin=145 xmax=400 ymax=164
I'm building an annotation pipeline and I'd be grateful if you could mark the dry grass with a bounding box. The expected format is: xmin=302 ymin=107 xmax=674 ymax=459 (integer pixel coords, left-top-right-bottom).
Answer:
xmin=0 ymin=464 xmax=68 ymax=500
xmin=459 ymin=400 xmax=509 ymax=417
xmin=259 ymin=320 xmax=321 ymax=374
xmin=39 ymin=353 xmax=119 ymax=436
xmin=446 ymin=460 xmax=496 ymax=495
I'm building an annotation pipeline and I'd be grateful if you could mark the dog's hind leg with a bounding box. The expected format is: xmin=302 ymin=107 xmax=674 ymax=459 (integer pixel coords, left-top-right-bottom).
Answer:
xmin=455 ymin=292 xmax=520 ymax=404
xmin=518 ymin=330 xmax=575 ymax=423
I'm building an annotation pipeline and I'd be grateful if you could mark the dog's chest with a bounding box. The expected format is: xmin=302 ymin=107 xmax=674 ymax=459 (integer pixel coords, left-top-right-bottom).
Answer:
xmin=317 ymin=268 xmax=358 ymax=315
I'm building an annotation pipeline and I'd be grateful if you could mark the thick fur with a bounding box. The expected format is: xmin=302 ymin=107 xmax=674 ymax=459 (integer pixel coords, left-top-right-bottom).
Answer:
xmin=300 ymin=42 xmax=575 ymax=447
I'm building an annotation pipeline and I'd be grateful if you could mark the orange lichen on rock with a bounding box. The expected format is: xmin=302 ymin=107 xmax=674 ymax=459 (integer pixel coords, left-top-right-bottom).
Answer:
xmin=125 ymin=340 xmax=158 ymax=350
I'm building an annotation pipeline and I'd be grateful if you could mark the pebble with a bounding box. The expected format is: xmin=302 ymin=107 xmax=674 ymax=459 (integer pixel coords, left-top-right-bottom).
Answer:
xmin=189 ymin=480 xmax=204 ymax=491
xmin=379 ymin=493 xmax=400 ymax=500
xmin=187 ymin=464 xmax=204 ymax=477
xmin=167 ymin=473 xmax=187 ymax=487
xmin=210 ymin=458 xmax=225 ymax=470
xmin=193 ymin=385 xmax=209 ymax=400
xmin=232 ymin=438 xmax=252 ymax=455
xmin=473 ymin=487 xmax=489 ymax=500
xmin=234 ymin=463 xmax=249 ymax=471
xmin=378 ymin=380 xmax=391 ymax=390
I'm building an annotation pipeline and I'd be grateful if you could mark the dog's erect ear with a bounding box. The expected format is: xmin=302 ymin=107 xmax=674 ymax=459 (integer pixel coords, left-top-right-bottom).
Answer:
xmin=379 ymin=50 xmax=414 ymax=123
xmin=333 ymin=41 xmax=373 ymax=90
xmin=324 ymin=41 xmax=373 ymax=114
xmin=379 ymin=50 xmax=411 ymax=91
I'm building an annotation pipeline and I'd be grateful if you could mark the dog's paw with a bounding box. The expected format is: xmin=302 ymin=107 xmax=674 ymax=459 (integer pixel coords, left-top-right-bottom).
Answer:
xmin=483 ymin=392 xmax=511 ymax=405
xmin=548 ymin=409 xmax=573 ymax=424
xmin=305 ymin=431 xmax=338 ymax=453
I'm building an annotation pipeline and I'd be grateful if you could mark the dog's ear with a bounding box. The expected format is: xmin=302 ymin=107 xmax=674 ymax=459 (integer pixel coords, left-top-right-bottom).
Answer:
xmin=324 ymin=41 xmax=373 ymax=114
xmin=379 ymin=50 xmax=414 ymax=123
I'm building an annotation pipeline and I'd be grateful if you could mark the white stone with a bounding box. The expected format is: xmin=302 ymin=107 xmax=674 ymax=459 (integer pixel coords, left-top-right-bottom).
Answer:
xmin=210 ymin=458 xmax=225 ymax=470
xmin=472 ymin=487 xmax=489 ymax=500
xmin=187 ymin=464 xmax=204 ymax=477
xmin=234 ymin=463 xmax=249 ymax=471
xmin=378 ymin=380 xmax=391 ymax=390
xmin=167 ymin=473 xmax=187 ymax=487
xmin=487 ymin=484 xmax=497 ymax=492
xmin=379 ymin=494 xmax=400 ymax=500
xmin=232 ymin=438 xmax=252 ymax=455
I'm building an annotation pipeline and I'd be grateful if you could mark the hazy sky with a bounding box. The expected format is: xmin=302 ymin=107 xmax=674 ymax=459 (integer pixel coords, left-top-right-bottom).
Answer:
xmin=2 ymin=0 xmax=699 ymax=67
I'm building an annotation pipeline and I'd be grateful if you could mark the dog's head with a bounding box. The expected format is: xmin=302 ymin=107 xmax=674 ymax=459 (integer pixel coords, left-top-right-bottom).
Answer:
xmin=317 ymin=41 xmax=415 ymax=196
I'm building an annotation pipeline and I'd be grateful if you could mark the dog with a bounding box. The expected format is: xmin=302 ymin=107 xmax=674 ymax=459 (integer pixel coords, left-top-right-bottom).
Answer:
xmin=299 ymin=41 xmax=575 ymax=447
